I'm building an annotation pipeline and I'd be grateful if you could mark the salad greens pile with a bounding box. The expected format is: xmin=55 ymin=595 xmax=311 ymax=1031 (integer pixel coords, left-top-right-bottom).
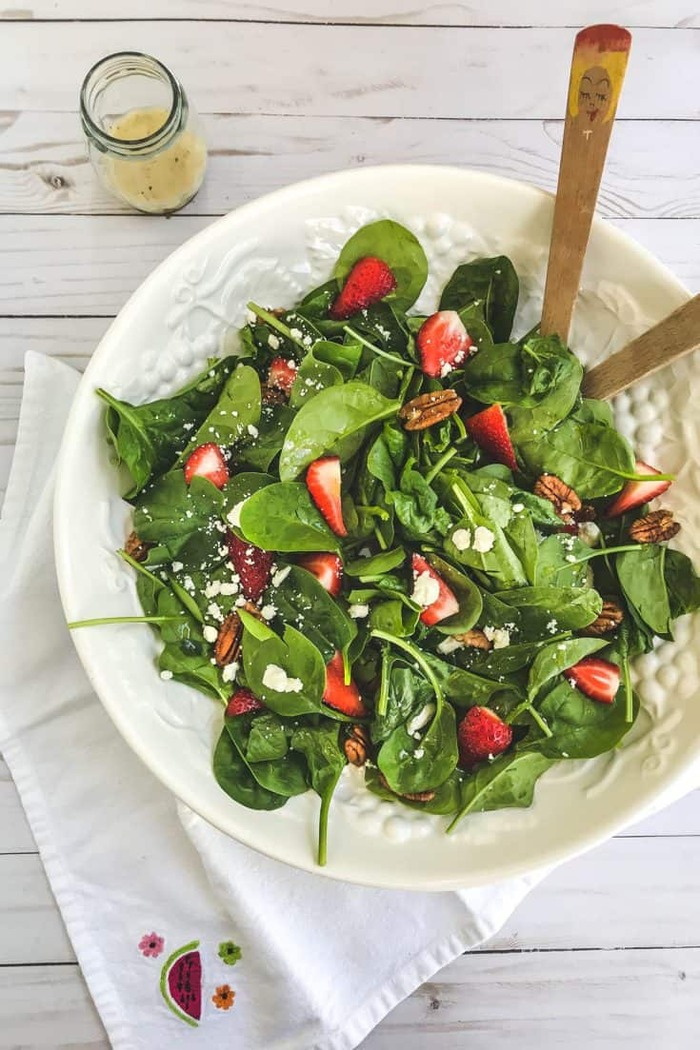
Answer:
xmin=84 ymin=219 xmax=700 ymax=866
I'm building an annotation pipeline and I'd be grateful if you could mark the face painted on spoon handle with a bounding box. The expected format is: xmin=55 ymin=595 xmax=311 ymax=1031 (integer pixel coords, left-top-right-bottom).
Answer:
xmin=567 ymin=24 xmax=631 ymax=133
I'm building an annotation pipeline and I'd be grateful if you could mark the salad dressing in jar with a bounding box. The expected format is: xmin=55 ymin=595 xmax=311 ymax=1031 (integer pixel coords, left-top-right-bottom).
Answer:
xmin=80 ymin=52 xmax=207 ymax=215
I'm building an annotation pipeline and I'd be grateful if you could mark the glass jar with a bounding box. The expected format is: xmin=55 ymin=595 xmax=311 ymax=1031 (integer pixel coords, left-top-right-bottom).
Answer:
xmin=80 ymin=51 xmax=208 ymax=215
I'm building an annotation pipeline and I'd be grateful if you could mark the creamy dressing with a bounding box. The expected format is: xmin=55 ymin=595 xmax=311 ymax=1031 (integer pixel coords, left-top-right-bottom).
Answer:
xmin=105 ymin=106 xmax=207 ymax=213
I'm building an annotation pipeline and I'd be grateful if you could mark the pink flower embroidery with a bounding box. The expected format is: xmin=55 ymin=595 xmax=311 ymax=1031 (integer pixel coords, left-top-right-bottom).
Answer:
xmin=138 ymin=932 xmax=165 ymax=958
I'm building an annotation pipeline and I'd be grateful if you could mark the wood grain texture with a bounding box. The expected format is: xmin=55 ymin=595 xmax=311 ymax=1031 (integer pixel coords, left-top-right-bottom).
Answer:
xmin=3 ymin=113 xmax=700 ymax=219
xmin=2 ymin=0 xmax=698 ymax=26
xmin=1 ymin=23 xmax=699 ymax=118
xmin=582 ymin=292 xmax=700 ymax=398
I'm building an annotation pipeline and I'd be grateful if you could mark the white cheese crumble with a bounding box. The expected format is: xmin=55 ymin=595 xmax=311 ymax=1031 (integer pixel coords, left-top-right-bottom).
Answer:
xmin=204 ymin=580 xmax=222 ymax=599
xmin=272 ymin=565 xmax=291 ymax=587
xmin=452 ymin=527 xmax=472 ymax=551
xmin=219 ymin=582 xmax=239 ymax=596
xmin=207 ymin=602 xmax=224 ymax=623
xmin=289 ymin=328 xmax=303 ymax=340
xmin=267 ymin=333 xmax=280 ymax=350
xmin=226 ymin=500 xmax=247 ymax=529
xmin=348 ymin=604 xmax=370 ymax=619
xmin=414 ymin=748 xmax=425 ymax=759
xmin=262 ymin=664 xmax=303 ymax=693
xmin=406 ymin=703 xmax=436 ymax=736
xmin=512 ymin=503 xmax=524 ymax=513
xmin=411 ymin=571 xmax=440 ymax=608
xmin=247 ymin=424 xmax=259 ymax=439
xmin=217 ymin=544 xmax=229 ymax=559
xmin=484 ymin=625 xmax=510 ymax=649
xmin=202 ymin=625 xmax=218 ymax=643
xmin=159 ymin=670 xmax=173 ymax=681
xmin=222 ymin=661 xmax=239 ymax=683
xmin=546 ymin=619 xmax=559 ymax=634
xmin=261 ymin=604 xmax=277 ymax=621
xmin=472 ymin=526 xmax=495 ymax=553
xmin=437 ymin=636 xmax=464 ymax=655
xmin=439 ymin=361 xmax=454 ymax=378
xmin=171 ymin=561 xmax=183 ymax=572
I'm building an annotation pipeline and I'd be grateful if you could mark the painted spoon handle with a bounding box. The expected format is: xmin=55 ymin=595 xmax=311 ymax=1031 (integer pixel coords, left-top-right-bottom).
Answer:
xmin=541 ymin=24 xmax=632 ymax=342
xmin=582 ymin=293 xmax=700 ymax=400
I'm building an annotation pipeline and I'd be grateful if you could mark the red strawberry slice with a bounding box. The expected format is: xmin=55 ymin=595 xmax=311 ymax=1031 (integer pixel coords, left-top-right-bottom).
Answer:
xmin=329 ymin=256 xmax=397 ymax=320
xmin=564 ymin=657 xmax=620 ymax=704
xmin=417 ymin=310 xmax=474 ymax=378
xmin=323 ymin=651 xmax=368 ymax=718
xmin=268 ymin=356 xmax=298 ymax=396
xmin=226 ymin=688 xmax=265 ymax=718
xmin=226 ymin=532 xmax=274 ymax=601
xmin=306 ymin=456 xmax=347 ymax=537
xmin=297 ymin=552 xmax=343 ymax=597
xmin=458 ymin=706 xmax=513 ymax=767
xmin=183 ymin=443 xmax=229 ymax=489
xmin=605 ymin=460 xmax=671 ymax=517
xmin=465 ymin=404 xmax=518 ymax=472
xmin=411 ymin=553 xmax=459 ymax=626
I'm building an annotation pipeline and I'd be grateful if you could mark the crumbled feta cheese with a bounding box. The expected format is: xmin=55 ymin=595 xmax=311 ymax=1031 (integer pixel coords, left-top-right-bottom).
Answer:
xmin=512 ymin=503 xmax=524 ymax=513
xmin=207 ymin=602 xmax=224 ymax=623
xmin=348 ymin=604 xmax=370 ymax=619
xmin=182 ymin=576 xmax=195 ymax=594
xmin=411 ymin=571 xmax=440 ymax=607
xmin=247 ymin=424 xmax=259 ymax=439
xmin=452 ymin=527 xmax=471 ymax=551
xmin=222 ymin=661 xmax=239 ymax=683
xmin=439 ymin=361 xmax=454 ymax=378
xmin=565 ymin=554 xmax=577 ymax=563
xmin=159 ymin=670 xmax=173 ymax=681
xmin=262 ymin=664 xmax=303 ymax=693
xmin=578 ymin=522 xmax=601 ymax=548
xmin=204 ymin=580 xmax=222 ymax=599
xmin=437 ymin=636 xmax=464 ymax=655
xmin=219 ymin=582 xmax=239 ymax=596
xmin=302 ymin=334 xmax=313 ymax=347
xmin=289 ymin=328 xmax=303 ymax=340
xmin=407 ymin=703 xmax=436 ymax=736
xmin=272 ymin=565 xmax=291 ymax=587
xmin=414 ymin=748 xmax=425 ymax=759
xmin=202 ymin=625 xmax=218 ymax=643
xmin=214 ymin=521 xmax=227 ymax=534
xmin=171 ymin=561 xmax=183 ymax=573
xmin=261 ymin=604 xmax=277 ymax=621
xmin=267 ymin=333 xmax=280 ymax=350
xmin=217 ymin=544 xmax=229 ymax=558
xmin=472 ymin=526 xmax=495 ymax=553
xmin=227 ymin=500 xmax=247 ymax=529
xmin=546 ymin=618 xmax=559 ymax=634
xmin=358 ymin=547 xmax=372 ymax=558
xmin=484 ymin=625 xmax=510 ymax=649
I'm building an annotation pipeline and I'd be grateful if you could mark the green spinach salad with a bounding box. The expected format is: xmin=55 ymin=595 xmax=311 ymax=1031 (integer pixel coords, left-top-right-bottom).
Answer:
xmin=76 ymin=220 xmax=700 ymax=866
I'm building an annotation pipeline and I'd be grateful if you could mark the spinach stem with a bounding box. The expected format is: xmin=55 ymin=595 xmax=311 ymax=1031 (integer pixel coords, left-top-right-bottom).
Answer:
xmin=373 ymin=525 xmax=388 ymax=550
xmin=247 ymin=301 xmax=308 ymax=351
xmin=118 ymin=548 xmax=162 ymax=583
xmin=377 ymin=645 xmax=391 ymax=717
xmin=451 ymin=481 xmax=473 ymax=517
xmin=453 ymin=413 xmax=468 ymax=442
xmin=506 ymin=700 xmax=553 ymax=738
xmin=398 ymin=365 xmax=416 ymax=402
xmin=622 ymin=655 xmax=634 ymax=723
xmin=355 ymin=504 xmax=390 ymax=521
xmin=317 ymin=781 xmax=340 ymax=867
xmin=68 ymin=615 xmax=182 ymax=629
xmin=343 ymin=325 xmax=409 ymax=369
xmin=425 ymin=447 xmax=458 ymax=485
xmin=568 ymin=543 xmax=643 ymax=567
xmin=370 ymin=629 xmax=445 ymax=707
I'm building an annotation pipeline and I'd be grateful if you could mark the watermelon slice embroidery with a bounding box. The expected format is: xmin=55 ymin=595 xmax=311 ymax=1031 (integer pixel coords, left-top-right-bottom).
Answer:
xmin=159 ymin=940 xmax=203 ymax=1027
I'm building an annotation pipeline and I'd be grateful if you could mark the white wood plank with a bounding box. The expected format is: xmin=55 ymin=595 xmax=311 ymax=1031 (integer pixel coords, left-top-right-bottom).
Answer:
xmin=1 ymin=24 xmax=698 ymax=118
xmin=3 ymin=113 xmax=700 ymax=220
xmin=3 ymin=836 xmax=700 ymax=967
xmin=1 ymin=215 xmax=697 ymax=319
xmin=2 ymin=0 xmax=698 ymax=27
xmin=0 ymin=966 xmax=107 ymax=1049
xmin=363 ymin=948 xmax=700 ymax=1049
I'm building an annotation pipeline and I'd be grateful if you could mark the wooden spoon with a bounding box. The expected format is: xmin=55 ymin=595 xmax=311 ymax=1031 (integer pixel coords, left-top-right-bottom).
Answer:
xmin=582 ymin=293 xmax=700 ymax=399
xmin=541 ymin=24 xmax=632 ymax=342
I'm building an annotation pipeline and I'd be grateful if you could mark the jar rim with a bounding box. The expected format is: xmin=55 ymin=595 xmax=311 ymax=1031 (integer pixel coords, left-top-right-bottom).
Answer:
xmin=79 ymin=51 xmax=184 ymax=155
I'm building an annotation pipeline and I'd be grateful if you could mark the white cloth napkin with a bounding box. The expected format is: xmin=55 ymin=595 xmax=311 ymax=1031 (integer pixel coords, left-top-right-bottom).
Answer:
xmin=0 ymin=352 xmax=691 ymax=1050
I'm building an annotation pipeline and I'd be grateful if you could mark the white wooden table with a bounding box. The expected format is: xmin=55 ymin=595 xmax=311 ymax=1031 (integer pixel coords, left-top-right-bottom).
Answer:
xmin=1 ymin=4 xmax=699 ymax=1046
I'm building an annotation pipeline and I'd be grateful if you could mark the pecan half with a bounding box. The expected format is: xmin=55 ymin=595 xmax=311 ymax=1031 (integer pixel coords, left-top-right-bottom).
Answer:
xmin=398 ymin=389 xmax=462 ymax=431
xmin=629 ymin=509 xmax=681 ymax=544
xmin=454 ymin=628 xmax=492 ymax=651
xmin=124 ymin=530 xmax=151 ymax=563
xmin=344 ymin=725 xmax=370 ymax=767
xmin=261 ymin=382 xmax=287 ymax=406
xmin=581 ymin=600 xmax=625 ymax=636
xmin=534 ymin=474 xmax=582 ymax=524
xmin=214 ymin=611 xmax=244 ymax=667
xmin=378 ymin=772 xmax=436 ymax=803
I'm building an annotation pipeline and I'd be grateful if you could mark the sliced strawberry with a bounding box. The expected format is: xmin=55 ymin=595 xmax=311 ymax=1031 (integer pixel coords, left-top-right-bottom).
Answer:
xmin=297 ymin=552 xmax=343 ymax=597
xmin=226 ymin=532 xmax=274 ymax=601
xmin=268 ymin=356 xmax=298 ymax=396
xmin=329 ymin=256 xmax=397 ymax=320
xmin=226 ymin=688 xmax=265 ymax=718
xmin=306 ymin=456 xmax=347 ymax=537
xmin=605 ymin=460 xmax=671 ymax=517
xmin=411 ymin=553 xmax=459 ymax=626
xmin=417 ymin=310 xmax=474 ymax=378
xmin=323 ymin=651 xmax=368 ymax=718
xmin=183 ymin=443 xmax=229 ymax=489
xmin=465 ymin=404 xmax=518 ymax=472
xmin=458 ymin=706 xmax=513 ymax=767
xmin=564 ymin=657 xmax=620 ymax=704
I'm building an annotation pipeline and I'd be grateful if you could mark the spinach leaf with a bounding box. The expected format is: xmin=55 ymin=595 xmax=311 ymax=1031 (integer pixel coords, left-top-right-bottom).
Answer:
xmin=222 ymin=471 xmax=274 ymax=526
xmin=664 ymin=549 xmax=700 ymax=619
xmin=235 ymin=404 xmax=296 ymax=472
xmin=239 ymin=482 xmax=340 ymax=552
xmin=527 ymin=637 xmax=608 ymax=700
xmin=459 ymin=640 xmax=547 ymax=678
xmin=448 ymin=752 xmax=553 ymax=831
xmin=345 ymin=548 xmax=406 ymax=577
xmin=242 ymin=623 xmax=327 ymax=716
xmin=314 ymin=338 xmax=364 ymax=380
xmin=225 ymin=714 xmax=308 ymax=797
xmin=279 ymin=381 xmax=400 ymax=481
xmin=617 ymin=546 xmax=671 ymax=638
xmin=371 ymin=660 xmax=433 ymax=743
xmin=504 ymin=511 xmax=539 ymax=585
xmin=369 ymin=598 xmax=420 ymax=637
xmin=290 ymin=723 xmax=346 ymax=865
xmin=443 ymin=512 xmax=528 ymax=591
xmin=213 ymin=729 xmax=288 ymax=811
xmin=439 ymin=256 xmax=519 ymax=342
xmin=133 ymin=471 xmax=225 ymax=569
xmin=377 ymin=703 xmax=458 ymax=795
xmin=270 ymin=565 xmax=357 ymax=662
xmin=289 ymin=346 xmax=344 ymax=408
xmin=391 ymin=457 xmax=451 ymax=541
xmin=334 ymin=220 xmax=428 ymax=312
xmin=97 ymin=355 xmax=236 ymax=498
xmin=523 ymin=679 xmax=638 ymax=759
xmin=493 ymin=585 xmax=602 ymax=637
xmin=187 ymin=363 xmax=261 ymax=451
xmin=535 ymin=534 xmax=592 ymax=588
xmin=365 ymin=765 xmax=462 ymax=815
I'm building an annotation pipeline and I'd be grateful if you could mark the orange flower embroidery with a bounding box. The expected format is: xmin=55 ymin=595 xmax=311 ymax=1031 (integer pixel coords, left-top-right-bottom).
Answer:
xmin=212 ymin=984 xmax=235 ymax=1011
